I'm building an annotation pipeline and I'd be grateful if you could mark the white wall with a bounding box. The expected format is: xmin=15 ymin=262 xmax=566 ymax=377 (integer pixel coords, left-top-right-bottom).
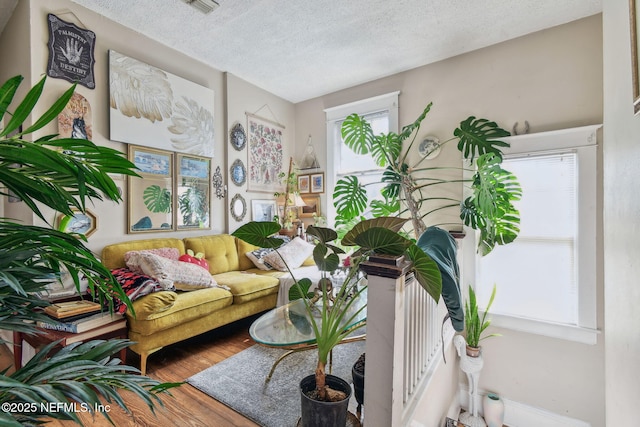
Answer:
xmin=602 ymin=0 xmax=640 ymax=424
xmin=295 ymin=15 xmax=604 ymax=426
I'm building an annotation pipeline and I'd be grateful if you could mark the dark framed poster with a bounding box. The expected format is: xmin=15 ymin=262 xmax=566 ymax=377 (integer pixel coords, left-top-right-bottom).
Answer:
xmin=47 ymin=14 xmax=96 ymax=89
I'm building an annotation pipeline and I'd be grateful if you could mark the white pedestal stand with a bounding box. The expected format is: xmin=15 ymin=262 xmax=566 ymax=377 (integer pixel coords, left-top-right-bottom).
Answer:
xmin=454 ymin=335 xmax=487 ymax=427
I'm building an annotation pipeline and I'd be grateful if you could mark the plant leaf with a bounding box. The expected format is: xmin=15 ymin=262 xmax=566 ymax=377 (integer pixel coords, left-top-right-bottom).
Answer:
xmin=333 ymin=175 xmax=368 ymax=221
xmin=143 ymin=184 xmax=172 ymax=213
xmin=231 ymin=221 xmax=282 ymax=248
xmin=454 ymin=116 xmax=510 ymax=162
xmin=342 ymin=216 xmax=408 ymax=246
xmin=341 ymin=113 xmax=374 ymax=155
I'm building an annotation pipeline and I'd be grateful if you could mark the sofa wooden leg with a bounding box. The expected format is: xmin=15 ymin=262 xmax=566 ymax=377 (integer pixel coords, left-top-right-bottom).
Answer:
xmin=139 ymin=353 xmax=148 ymax=376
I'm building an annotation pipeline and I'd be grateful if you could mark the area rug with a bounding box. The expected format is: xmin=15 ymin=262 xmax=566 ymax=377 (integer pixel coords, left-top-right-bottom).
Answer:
xmin=187 ymin=341 xmax=365 ymax=427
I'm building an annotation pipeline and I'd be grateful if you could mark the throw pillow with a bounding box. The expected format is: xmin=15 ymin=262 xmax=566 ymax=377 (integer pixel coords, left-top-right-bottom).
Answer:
xmin=124 ymin=247 xmax=180 ymax=264
xmin=126 ymin=252 xmax=225 ymax=291
xmin=110 ymin=267 xmax=165 ymax=314
xmin=262 ymin=237 xmax=315 ymax=271
xmin=245 ymin=235 xmax=292 ymax=270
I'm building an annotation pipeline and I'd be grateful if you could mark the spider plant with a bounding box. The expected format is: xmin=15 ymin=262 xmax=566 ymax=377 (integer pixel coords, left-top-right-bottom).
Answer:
xmin=0 ymin=75 xmax=179 ymax=426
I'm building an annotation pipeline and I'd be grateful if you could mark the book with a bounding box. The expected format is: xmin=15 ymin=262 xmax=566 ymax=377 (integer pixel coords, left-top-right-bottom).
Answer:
xmin=43 ymin=300 xmax=101 ymax=319
xmin=37 ymin=311 xmax=124 ymax=334
xmin=39 ymin=319 xmax=128 ymax=345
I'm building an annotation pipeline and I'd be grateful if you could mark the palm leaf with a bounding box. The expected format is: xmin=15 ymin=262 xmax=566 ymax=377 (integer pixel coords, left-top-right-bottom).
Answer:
xmin=0 ymin=75 xmax=22 ymax=125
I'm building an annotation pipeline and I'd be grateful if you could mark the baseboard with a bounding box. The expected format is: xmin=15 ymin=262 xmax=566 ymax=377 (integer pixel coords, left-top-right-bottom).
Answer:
xmin=458 ymin=388 xmax=591 ymax=427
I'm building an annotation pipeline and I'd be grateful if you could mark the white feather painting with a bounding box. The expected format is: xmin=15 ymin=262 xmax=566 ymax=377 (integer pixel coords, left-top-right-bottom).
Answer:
xmin=109 ymin=50 xmax=214 ymax=157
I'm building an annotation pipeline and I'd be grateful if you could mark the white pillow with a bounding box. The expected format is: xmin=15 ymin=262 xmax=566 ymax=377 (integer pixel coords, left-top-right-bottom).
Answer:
xmin=262 ymin=237 xmax=315 ymax=271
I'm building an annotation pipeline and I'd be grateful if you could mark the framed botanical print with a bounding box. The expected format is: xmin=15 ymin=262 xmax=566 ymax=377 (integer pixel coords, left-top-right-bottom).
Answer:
xmin=298 ymin=174 xmax=310 ymax=194
xmin=252 ymin=199 xmax=277 ymax=222
xmin=177 ymin=153 xmax=211 ymax=230
xmin=310 ymin=172 xmax=325 ymax=194
xmin=128 ymin=145 xmax=174 ymax=233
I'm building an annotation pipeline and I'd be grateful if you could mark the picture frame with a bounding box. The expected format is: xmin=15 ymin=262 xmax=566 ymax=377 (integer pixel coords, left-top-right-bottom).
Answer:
xmin=177 ymin=153 xmax=211 ymax=230
xmin=128 ymin=145 xmax=174 ymax=233
xmin=310 ymin=172 xmax=325 ymax=194
xmin=299 ymin=195 xmax=320 ymax=218
xmin=252 ymin=199 xmax=278 ymax=222
xmin=230 ymin=193 xmax=247 ymax=222
xmin=246 ymin=113 xmax=284 ymax=192
xmin=631 ymin=0 xmax=640 ymax=114
xmin=298 ymin=174 xmax=310 ymax=194
xmin=57 ymin=208 xmax=98 ymax=238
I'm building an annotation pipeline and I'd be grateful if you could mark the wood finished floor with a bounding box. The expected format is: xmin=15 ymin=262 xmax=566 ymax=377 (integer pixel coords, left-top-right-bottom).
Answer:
xmin=1 ymin=315 xmax=262 ymax=427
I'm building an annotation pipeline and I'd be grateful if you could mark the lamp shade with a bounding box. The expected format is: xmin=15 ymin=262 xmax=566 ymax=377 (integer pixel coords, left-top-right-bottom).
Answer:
xmin=292 ymin=194 xmax=307 ymax=207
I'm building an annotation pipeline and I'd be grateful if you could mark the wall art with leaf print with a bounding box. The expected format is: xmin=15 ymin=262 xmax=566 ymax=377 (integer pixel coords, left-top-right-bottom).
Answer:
xmin=110 ymin=50 xmax=215 ymax=157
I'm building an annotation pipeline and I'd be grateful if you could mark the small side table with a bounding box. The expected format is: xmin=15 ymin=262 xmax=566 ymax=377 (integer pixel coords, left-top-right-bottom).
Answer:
xmin=13 ymin=324 xmax=128 ymax=370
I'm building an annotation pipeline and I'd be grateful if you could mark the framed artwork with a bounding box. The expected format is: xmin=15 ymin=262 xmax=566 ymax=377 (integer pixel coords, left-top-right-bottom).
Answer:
xmin=246 ymin=113 xmax=284 ymax=192
xmin=128 ymin=145 xmax=174 ymax=233
xmin=57 ymin=208 xmax=98 ymax=237
xmin=230 ymin=122 xmax=246 ymax=151
xmin=58 ymin=92 xmax=92 ymax=140
xmin=310 ymin=172 xmax=325 ymax=194
xmin=252 ymin=199 xmax=277 ymax=222
xmin=631 ymin=0 xmax=640 ymax=114
xmin=298 ymin=174 xmax=310 ymax=194
xmin=46 ymin=14 xmax=96 ymax=89
xmin=299 ymin=195 xmax=320 ymax=218
xmin=109 ymin=50 xmax=215 ymax=156
xmin=230 ymin=193 xmax=247 ymax=222
xmin=177 ymin=154 xmax=211 ymax=230
xmin=230 ymin=159 xmax=247 ymax=186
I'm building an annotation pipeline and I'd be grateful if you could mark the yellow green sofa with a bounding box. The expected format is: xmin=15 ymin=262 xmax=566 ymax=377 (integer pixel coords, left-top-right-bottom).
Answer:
xmin=101 ymin=234 xmax=286 ymax=374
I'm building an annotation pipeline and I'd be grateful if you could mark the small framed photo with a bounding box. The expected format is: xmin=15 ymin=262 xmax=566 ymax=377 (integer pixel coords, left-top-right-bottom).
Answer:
xmin=252 ymin=199 xmax=278 ymax=222
xmin=298 ymin=174 xmax=310 ymax=194
xmin=310 ymin=172 xmax=324 ymax=194
xmin=299 ymin=195 xmax=320 ymax=218
xmin=57 ymin=208 xmax=98 ymax=238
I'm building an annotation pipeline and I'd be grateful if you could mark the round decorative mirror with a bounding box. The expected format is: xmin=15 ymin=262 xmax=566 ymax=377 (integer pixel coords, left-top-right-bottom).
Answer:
xmin=418 ymin=135 xmax=441 ymax=159
xmin=230 ymin=123 xmax=247 ymax=151
xmin=230 ymin=193 xmax=247 ymax=222
xmin=230 ymin=159 xmax=246 ymax=186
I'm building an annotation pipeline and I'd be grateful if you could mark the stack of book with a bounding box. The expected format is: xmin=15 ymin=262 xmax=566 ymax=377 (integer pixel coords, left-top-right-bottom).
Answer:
xmin=37 ymin=300 xmax=126 ymax=344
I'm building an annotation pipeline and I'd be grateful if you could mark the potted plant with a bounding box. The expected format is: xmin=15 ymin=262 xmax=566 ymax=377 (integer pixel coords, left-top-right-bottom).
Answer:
xmin=233 ymin=216 xmax=443 ymax=426
xmin=0 ymin=75 xmax=179 ymax=425
xmin=463 ymin=284 xmax=499 ymax=357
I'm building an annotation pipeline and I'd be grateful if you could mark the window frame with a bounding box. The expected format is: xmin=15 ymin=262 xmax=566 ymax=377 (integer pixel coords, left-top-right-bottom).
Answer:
xmin=462 ymin=125 xmax=601 ymax=344
xmin=324 ymin=91 xmax=400 ymax=225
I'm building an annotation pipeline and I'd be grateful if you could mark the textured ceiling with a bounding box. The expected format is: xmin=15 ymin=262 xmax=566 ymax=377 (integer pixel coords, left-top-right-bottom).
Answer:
xmin=3 ymin=0 xmax=602 ymax=103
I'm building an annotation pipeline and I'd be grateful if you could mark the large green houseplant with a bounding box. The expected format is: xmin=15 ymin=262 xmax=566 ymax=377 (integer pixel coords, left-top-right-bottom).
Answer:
xmin=0 ymin=75 xmax=178 ymax=426
xmin=233 ymin=216 xmax=443 ymax=425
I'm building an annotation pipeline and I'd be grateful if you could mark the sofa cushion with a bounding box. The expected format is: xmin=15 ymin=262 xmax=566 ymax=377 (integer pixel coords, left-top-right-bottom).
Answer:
xmin=124 ymin=247 xmax=180 ymax=263
xmin=213 ymin=271 xmax=280 ymax=304
xmin=262 ymin=237 xmax=315 ymax=271
xmin=130 ymin=291 xmax=179 ymax=320
xmin=236 ymin=238 xmax=260 ymax=271
xmin=184 ymin=235 xmax=240 ymax=275
xmin=128 ymin=287 xmax=233 ymax=333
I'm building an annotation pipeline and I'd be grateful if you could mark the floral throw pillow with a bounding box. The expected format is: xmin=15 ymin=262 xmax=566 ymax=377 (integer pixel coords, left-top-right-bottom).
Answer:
xmin=262 ymin=237 xmax=315 ymax=271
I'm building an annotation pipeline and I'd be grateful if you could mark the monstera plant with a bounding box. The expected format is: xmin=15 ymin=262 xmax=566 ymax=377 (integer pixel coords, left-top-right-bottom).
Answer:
xmin=335 ymin=103 xmax=521 ymax=330
xmin=0 ymin=75 xmax=179 ymax=426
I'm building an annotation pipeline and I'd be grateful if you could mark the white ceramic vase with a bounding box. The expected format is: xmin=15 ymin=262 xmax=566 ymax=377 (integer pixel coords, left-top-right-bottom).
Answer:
xmin=482 ymin=393 xmax=505 ymax=427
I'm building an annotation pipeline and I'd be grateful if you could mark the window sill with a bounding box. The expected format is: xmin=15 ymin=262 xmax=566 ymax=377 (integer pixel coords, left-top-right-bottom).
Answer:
xmin=489 ymin=313 xmax=600 ymax=345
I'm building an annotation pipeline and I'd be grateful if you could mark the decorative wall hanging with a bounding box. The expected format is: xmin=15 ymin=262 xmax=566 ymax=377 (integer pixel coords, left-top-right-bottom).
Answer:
xmin=230 ymin=193 xmax=247 ymax=222
xmin=177 ymin=154 xmax=211 ymax=230
xmin=128 ymin=145 xmax=174 ymax=233
xmin=56 ymin=208 xmax=98 ymax=237
xmin=246 ymin=113 xmax=284 ymax=192
xmin=418 ymin=136 xmax=441 ymax=159
xmin=109 ymin=50 xmax=215 ymax=156
xmin=251 ymin=199 xmax=277 ymax=222
xmin=230 ymin=159 xmax=246 ymax=186
xmin=230 ymin=122 xmax=246 ymax=151
xmin=212 ymin=165 xmax=226 ymax=199
xmin=58 ymin=92 xmax=92 ymax=140
xmin=310 ymin=172 xmax=325 ymax=194
xmin=301 ymin=135 xmax=320 ymax=169
xmin=47 ymin=14 xmax=96 ymax=89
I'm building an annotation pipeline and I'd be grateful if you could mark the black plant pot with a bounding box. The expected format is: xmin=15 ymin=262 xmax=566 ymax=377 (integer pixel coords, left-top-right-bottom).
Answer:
xmin=300 ymin=374 xmax=352 ymax=427
xmin=352 ymin=353 xmax=365 ymax=415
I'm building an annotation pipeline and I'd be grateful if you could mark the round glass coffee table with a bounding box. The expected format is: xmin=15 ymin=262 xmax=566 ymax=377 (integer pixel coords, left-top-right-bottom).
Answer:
xmin=249 ymin=289 xmax=367 ymax=382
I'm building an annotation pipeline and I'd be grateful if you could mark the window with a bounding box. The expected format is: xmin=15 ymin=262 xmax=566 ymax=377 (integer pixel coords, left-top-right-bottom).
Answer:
xmin=466 ymin=125 xmax=601 ymax=344
xmin=324 ymin=92 xmax=399 ymax=225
